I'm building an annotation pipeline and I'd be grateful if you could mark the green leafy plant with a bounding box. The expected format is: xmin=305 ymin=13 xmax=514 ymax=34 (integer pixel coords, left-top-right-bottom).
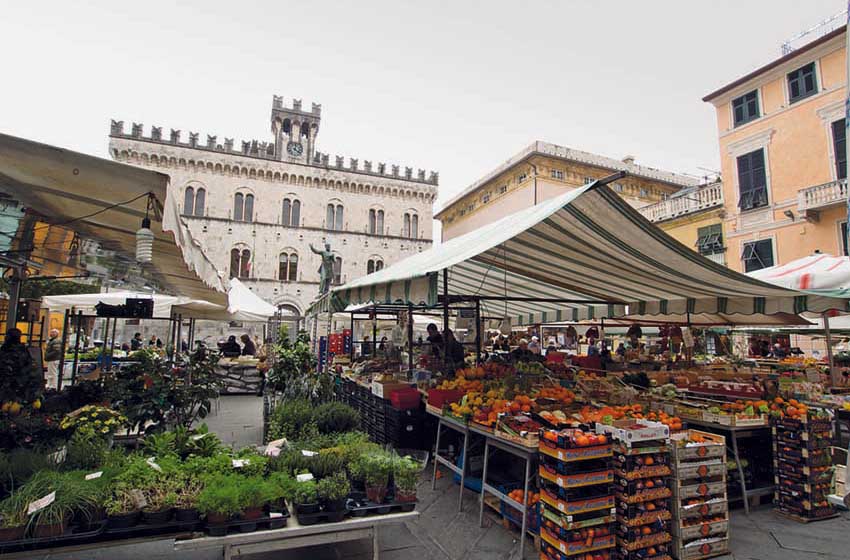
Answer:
xmin=233 ymin=449 xmax=269 ymax=477
xmin=352 ymin=451 xmax=393 ymax=488
xmin=166 ymin=347 xmax=222 ymax=428
xmin=308 ymin=452 xmax=347 ymax=480
xmin=313 ymin=402 xmax=360 ymax=434
xmin=104 ymin=485 xmax=139 ymax=516
xmin=317 ymin=472 xmax=350 ymax=503
xmin=60 ymin=405 xmax=127 ymax=436
xmin=238 ymin=477 xmax=279 ymax=509
xmin=196 ymin=475 xmax=243 ymax=516
xmin=65 ymin=427 xmax=110 ymax=471
xmin=0 ymin=492 xmax=28 ymax=528
xmin=291 ymin=480 xmax=318 ymax=505
xmin=266 ymin=399 xmax=317 ymax=442
xmin=140 ymin=432 xmax=178 ymax=458
xmin=267 ymin=332 xmax=326 ymax=400
xmin=268 ymin=471 xmax=298 ymax=503
xmin=21 ymin=471 xmax=99 ymax=528
xmin=393 ymin=455 xmax=420 ymax=495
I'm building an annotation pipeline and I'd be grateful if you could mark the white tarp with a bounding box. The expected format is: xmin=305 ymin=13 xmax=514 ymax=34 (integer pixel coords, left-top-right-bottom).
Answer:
xmin=748 ymin=253 xmax=850 ymax=297
xmin=42 ymin=291 xmax=185 ymax=318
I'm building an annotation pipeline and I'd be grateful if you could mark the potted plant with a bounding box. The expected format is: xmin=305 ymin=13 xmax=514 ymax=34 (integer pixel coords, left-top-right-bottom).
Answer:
xmin=197 ymin=476 xmax=242 ymax=525
xmin=142 ymin=484 xmax=177 ymax=524
xmin=292 ymin=480 xmax=319 ymax=515
xmin=268 ymin=471 xmax=296 ymax=512
xmin=24 ymin=471 xmax=98 ymax=538
xmin=317 ymin=472 xmax=350 ymax=513
xmin=393 ymin=456 xmax=420 ymax=503
xmin=104 ymin=487 xmax=141 ymax=529
xmin=174 ymin=476 xmax=203 ymax=523
xmin=0 ymin=495 xmax=27 ymax=542
xmin=356 ymin=453 xmax=392 ymax=504
xmin=238 ymin=477 xmax=275 ymax=520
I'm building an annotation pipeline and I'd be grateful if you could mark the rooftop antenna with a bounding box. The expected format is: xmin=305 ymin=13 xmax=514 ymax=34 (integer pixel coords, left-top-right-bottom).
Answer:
xmin=781 ymin=9 xmax=847 ymax=55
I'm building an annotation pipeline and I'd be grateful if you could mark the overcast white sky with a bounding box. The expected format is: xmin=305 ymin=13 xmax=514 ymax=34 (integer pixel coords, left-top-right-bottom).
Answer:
xmin=1 ymin=1 xmax=846 ymax=212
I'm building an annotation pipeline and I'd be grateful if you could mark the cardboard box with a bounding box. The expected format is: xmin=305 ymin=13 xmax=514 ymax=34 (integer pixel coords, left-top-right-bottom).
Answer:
xmin=371 ymin=380 xmax=414 ymax=399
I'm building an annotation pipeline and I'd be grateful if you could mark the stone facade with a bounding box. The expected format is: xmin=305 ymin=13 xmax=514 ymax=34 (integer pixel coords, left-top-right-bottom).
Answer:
xmin=108 ymin=96 xmax=438 ymax=318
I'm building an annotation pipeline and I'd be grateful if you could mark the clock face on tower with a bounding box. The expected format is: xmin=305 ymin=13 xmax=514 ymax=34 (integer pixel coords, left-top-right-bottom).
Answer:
xmin=286 ymin=141 xmax=304 ymax=157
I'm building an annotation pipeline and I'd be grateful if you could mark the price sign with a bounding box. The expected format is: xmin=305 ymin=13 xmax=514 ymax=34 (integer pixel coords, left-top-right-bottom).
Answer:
xmin=27 ymin=492 xmax=56 ymax=515
xmin=146 ymin=457 xmax=162 ymax=472
xmin=85 ymin=471 xmax=103 ymax=480
xmin=296 ymin=473 xmax=314 ymax=482
xmin=232 ymin=459 xmax=251 ymax=468
xmin=301 ymin=450 xmax=318 ymax=457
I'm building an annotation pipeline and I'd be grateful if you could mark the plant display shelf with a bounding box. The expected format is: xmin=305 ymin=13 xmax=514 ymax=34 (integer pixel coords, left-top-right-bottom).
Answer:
xmin=669 ymin=430 xmax=729 ymax=560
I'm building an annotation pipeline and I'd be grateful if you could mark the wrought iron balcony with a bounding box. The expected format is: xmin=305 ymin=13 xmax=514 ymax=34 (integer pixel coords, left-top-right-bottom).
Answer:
xmin=638 ymin=182 xmax=724 ymax=223
xmin=797 ymin=179 xmax=847 ymax=214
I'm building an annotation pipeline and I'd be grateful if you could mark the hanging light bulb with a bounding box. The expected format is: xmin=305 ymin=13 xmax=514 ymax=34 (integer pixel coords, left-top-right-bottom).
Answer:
xmin=136 ymin=201 xmax=154 ymax=263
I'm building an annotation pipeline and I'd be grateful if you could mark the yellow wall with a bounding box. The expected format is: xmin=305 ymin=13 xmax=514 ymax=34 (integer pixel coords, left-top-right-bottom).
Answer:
xmin=708 ymin=32 xmax=848 ymax=272
xmin=657 ymin=209 xmax=726 ymax=261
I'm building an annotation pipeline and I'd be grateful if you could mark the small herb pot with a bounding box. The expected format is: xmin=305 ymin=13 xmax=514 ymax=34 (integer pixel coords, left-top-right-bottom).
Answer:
xmin=107 ymin=510 xmax=141 ymax=529
xmin=142 ymin=508 xmax=173 ymax=524
xmin=0 ymin=525 xmax=26 ymax=542
xmin=241 ymin=507 xmax=264 ymax=520
xmin=238 ymin=522 xmax=257 ymax=533
xmin=396 ymin=490 xmax=417 ymax=503
xmin=174 ymin=508 xmax=200 ymax=523
xmin=365 ymin=485 xmax=387 ymax=504
xmin=205 ymin=511 xmax=230 ymax=525
xmin=295 ymin=502 xmax=320 ymax=515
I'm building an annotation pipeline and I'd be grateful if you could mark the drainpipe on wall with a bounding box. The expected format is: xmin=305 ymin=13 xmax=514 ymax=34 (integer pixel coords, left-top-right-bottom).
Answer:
xmin=529 ymin=161 xmax=539 ymax=205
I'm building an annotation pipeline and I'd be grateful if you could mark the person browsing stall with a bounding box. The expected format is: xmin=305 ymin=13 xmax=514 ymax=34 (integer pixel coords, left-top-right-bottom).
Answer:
xmin=511 ymin=338 xmax=535 ymax=362
xmin=240 ymin=334 xmax=256 ymax=356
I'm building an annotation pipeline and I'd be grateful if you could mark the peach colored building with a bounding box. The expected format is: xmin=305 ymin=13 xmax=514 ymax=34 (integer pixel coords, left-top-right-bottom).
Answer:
xmin=436 ymin=141 xmax=700 ymax=241
xmin=703 ymin=27 xmax=849 ymax=273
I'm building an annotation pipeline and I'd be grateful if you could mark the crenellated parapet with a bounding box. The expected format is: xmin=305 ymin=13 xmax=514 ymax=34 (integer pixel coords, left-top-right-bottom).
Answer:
xmin=109 ymin=118 xmax=439 ymax=186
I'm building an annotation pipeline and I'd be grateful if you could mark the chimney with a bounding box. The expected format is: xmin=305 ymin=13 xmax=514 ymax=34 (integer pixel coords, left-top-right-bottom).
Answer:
xmin=622 ymin=155 xmax=635 ymax=165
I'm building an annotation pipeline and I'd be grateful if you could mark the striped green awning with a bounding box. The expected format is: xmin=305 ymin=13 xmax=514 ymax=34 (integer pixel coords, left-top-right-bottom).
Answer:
xmin=307 ymin=182 xmax=849 ymax=325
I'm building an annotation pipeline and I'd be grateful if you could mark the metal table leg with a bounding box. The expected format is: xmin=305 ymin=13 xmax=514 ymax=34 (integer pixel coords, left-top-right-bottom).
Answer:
xmin=478 ymin=438 xmax=490 ymax=527
xmin=520 ymin=452 xmax=531 ymax=559
xmin=372 ymin=525 xmax=380 ymax=560
xmin=432 ymin=419 xmax=442 ymax=491
xmin=458 ymin=428 xmax=469 ymax=511
xmin=731 ymin=431 xmax=749 ymax=515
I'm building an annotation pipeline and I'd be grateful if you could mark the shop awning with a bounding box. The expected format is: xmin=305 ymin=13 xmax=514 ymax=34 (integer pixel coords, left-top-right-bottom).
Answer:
xmin=747 ymin=253 xmax=850 ymax=297
xmin=172 ymin=278 xmax=276 ymax=322
xmin=0 ymin=133 xmax=226 ymax=304
xmin=308 ymin=180 xmax=848 ymax=325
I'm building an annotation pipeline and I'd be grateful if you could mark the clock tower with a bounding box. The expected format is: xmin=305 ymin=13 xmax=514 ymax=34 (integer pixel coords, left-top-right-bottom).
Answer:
xmin=271 ymin=95 xmax=321 ymax=163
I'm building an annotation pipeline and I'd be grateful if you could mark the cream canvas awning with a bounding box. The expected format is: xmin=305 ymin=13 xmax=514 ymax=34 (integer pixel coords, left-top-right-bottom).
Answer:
xmin=0 ymin=133 xmax=226 ymax=304
xmin=309 ymin=180 xmax=848 ymax=325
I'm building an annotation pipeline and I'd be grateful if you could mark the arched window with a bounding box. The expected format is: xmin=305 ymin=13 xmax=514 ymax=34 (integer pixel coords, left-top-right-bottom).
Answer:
xmin=369 ymin=209 xmax=376 ymax=234
xmin=278 ymin=251 xmax=299 ymax=282
xmin=403 ymin=213 xmax=411 ymax=237
xmin=282 ymin=199 xmax=292 ymax=226
xmin=194 ymin=188 xmax=205 ymax=216
xmin=375 ymin=259 xmax=383 ymax=271
xmin=230 ymin=248 xmax=251 ymax=279
xmin=291 ymin=200 xmax=300 ymax=226
xmin=367 ymin=258 xmax=384 ymax=274
xmin=234 ymin=193 xmax=244 ymax=221
xmin=335 ymin=204 xmax=344 ymax=230
xmin=377 ymin=210 xmax=384 ymax=235
xmin=411 ymin=214 xmax=419 ymax=239
xmin=300 ymin=123 xmax=310 ymax=138
xmin=244 ymin=194 xmax=254 ymax=222
xmin=184 ymin=186 xmax=195 ymax=215
xmin=333 ymin=257 xmax=342 ymax=285
xmin=326 ymin=204 xmax=335 ymax=229
xmin=288 ymin=253 xmax=298 ymax=282
xmin=282 ymin=119 xmax=291 ymax=134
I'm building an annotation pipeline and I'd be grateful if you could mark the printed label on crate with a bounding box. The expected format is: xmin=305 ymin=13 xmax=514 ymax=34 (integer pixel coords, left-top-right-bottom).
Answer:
xmin=542 ymin=491 xmax=614 ymax=515
xmin=541 ymin=466 xmax=613 ymax=488
xmin=27 ymin=491 xmax=55 ymax=515
xmin=540 ymin=443 xmax=612 ymax=462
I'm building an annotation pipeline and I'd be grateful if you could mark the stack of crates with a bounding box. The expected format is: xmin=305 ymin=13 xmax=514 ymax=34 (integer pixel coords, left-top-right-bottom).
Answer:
xmin=773 ymin=411 xmax=836 ymax=521
xmin=669 ymin=430 xmax=729 ymax=560
xmin=538 ymin=429 xmax=617 ymax=560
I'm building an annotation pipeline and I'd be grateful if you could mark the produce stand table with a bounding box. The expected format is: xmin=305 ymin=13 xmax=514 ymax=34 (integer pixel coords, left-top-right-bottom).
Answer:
xmin=1 ymin=512 xmax=419 ymax=560
xmin=215 ymin=360 xmax=264 ymax=395
xmin=685 ymin=418 xmax=773 ymax=515
xmin=471 ymin=424 xmax=538 ymax=560
xmin=428 ymin=407 xmax=471 ymax=512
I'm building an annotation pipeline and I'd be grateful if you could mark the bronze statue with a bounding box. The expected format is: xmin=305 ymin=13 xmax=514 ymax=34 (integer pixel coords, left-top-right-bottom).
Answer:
xmin=310 ymin=242 xmax=335 ymax=294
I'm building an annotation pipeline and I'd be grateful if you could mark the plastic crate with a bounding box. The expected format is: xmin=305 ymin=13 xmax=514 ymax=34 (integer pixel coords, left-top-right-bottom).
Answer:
xmin=500 ymin=494 xmax=540 ymax=534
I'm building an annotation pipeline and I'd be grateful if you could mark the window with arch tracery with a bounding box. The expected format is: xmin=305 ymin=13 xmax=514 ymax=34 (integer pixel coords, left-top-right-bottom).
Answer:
xmin=403 ymin=212 xmax=419 ymax=239
xmin=183 ymin=186 xmax=206 ymax=216
xmin=282 ymin=198 xmax=301 ymax=227
xmin=234 ymin=193 xmax=254 ymax=222
xmin=368 ymin=209 xmax=385 ymax=235
xmin=230 ymin=248 xmax=251 ymax=279
xmin=326 ymin=203 xmax=344 ymax=231
xmin=279 ymin=251 xmax=298 ymax=282
xmin=333 ymin=256 xmax=342 ymax=285
xmin=367 ymin=258 xmax=384 ymax=274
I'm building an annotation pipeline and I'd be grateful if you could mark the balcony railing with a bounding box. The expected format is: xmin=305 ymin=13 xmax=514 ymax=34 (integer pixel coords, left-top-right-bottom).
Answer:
xmin=638 ymin=182 xmax=724 ymax=223
xmin=797 ymin=179 xmax=847 ymax=213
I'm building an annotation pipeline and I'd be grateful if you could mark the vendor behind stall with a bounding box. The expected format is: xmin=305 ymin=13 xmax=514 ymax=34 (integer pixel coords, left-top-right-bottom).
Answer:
xmin=240 ymin=334 xmax=256 ymax=356
xmin=444 ymin=329 xmax=465 ymax=373
xmin=627 ymin=323 xmax=642 ymax=348
xmin=219 ymin=335 xmax=241 ymax=357
xmin=511 ymin=338 xmax=536 ymax=362
xmin=426 ymin=323 xmax=444 ymax=356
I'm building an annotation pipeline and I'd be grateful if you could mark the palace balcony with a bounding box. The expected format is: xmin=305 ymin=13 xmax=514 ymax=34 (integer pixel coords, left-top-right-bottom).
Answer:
xmin=638 ymin=182 xmax=724 ymax=223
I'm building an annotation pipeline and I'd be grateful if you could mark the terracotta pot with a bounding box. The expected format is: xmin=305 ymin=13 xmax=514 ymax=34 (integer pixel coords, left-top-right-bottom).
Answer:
xmin=241 ymin=507 xmax=263 ymax=520
xmin=33 ymin=519 xmax=68 ymax=538
xmin=206 ymin=511 xmax=230 ymax=525
xmin=0 ymin=525 xmax=26 ymax=542
xmin=396 ymin=490 xmax=417 ymax=503
xmin=365 ymin=485 xmax=387 ymax=504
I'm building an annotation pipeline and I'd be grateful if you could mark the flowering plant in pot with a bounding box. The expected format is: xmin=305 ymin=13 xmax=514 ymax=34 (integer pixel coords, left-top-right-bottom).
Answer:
xmin=104 ymin=486 xmax=141 ymax=529
xmin=0 ymin=494 xmax=27 ymax=542
xmin=196 ymin=475 xmax=242 ymax=525
xmin=317 ymin=472 xmax=351 ymax=512
xmin=392 ymin=456 xmax=420 ymax=503
xmin=292 ymin=480 xmax=319 ymax=515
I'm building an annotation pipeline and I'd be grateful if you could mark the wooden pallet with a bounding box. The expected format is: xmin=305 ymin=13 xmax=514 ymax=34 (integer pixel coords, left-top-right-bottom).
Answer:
xmin=773 ymin=509 xmax=841 ymax=524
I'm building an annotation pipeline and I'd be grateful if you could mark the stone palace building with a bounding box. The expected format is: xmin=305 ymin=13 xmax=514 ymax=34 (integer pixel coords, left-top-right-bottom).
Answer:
xmin=109 ymin=96 xmax=438 ymax=324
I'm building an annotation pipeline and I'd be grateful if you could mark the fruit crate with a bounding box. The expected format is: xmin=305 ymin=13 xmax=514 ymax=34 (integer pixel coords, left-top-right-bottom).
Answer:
xmin=617 ymin=508 xmax=672 ymax=528
xmin=669 ymin=431 xmax=725 ymax=462
xmin=541 ymin=487 xmax=616 ymax=516
xmin=617 ymin=498 xmax=671 ymax=520
xmin=617 ymin=520 xmax=670 ymax=541
xmin=670 ymin=458 xmax=726 ymax=481
xmin=671 ymin=480 xmax=726 ymax=501
xmin=671 ymin=517 xmax=728 ymax=541
xmin=541 ymin=502 xmax=617 ymax=530
xmin=672 ymin=536 xmax=729 ymax=560
xmin=540 ymin=464 xmax=614 ymax=489
xmin=540 ymin=441 xmax=613 ymax=463
xmin=676 ymin=499 xmax=727 ymax=520
xmin=540 ymin=540 xmax=613 ymax=560
xmin=541 ymin=526 xmax=616 ymax=557
xmin=595 ymin=420 xmax=670 ymax=446
xmin=543 ymin=517 xmax=615 ymax=543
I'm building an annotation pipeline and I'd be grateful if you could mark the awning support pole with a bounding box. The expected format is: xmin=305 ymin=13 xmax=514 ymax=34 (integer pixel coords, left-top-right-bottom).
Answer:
xmin=824 ymin=312 xmax=839 ymax=387
xmin=407 ymin=303 xmax=414 ymax=376
xmin=4 ymin=266 xmax=24 ymax=331
xmin=475 ymin=298 xmax=481 ymax=364
xmin=71 ymin=310 xmax=82 ymax=386
xmin=349 ymin=312 xmax=355 ymax=362
xmin=442 ymin=269 xmax=449 ymax=365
